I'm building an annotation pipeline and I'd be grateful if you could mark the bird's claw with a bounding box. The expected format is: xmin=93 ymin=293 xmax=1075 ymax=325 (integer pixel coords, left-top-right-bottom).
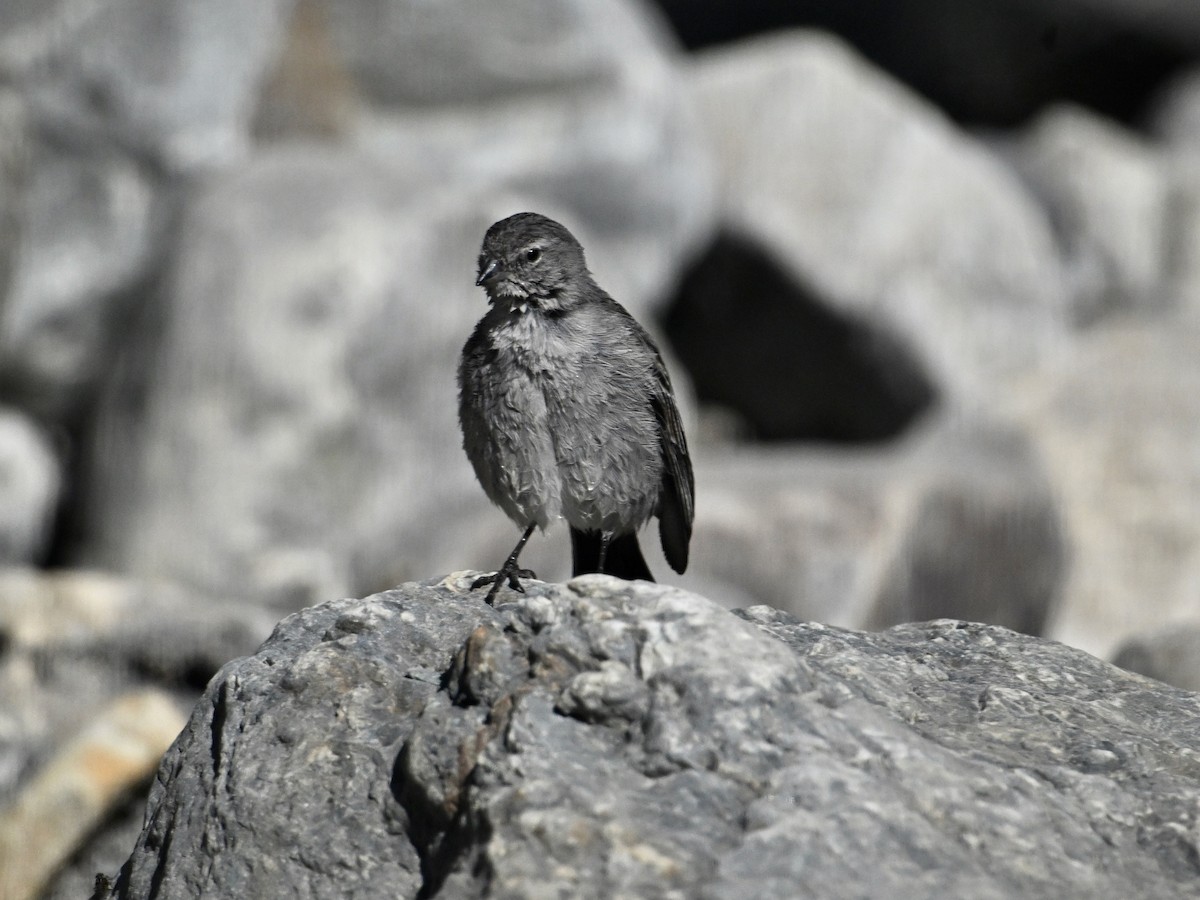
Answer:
xmin=471 ymin=566 xmax=537 ymax=603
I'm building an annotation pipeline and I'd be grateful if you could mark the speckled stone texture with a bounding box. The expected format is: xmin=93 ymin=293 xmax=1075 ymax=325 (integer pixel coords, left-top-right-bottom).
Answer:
xmin=97 ymin=577 xmax=1200 ymax=900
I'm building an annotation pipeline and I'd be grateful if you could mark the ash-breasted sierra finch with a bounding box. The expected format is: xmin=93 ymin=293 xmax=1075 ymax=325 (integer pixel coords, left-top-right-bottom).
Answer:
xmin=458 ymin=212 xmax=694 ymax=602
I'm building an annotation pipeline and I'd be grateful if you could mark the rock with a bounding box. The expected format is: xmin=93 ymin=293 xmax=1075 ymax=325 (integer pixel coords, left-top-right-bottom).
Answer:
xmin=75 ymin=150 xmax=496 ymax=607
xmin=0 ymin=88 xmax=28 ymax=306
xmin=14 ymin=0 xmax=295 ymax=174
xmin=662 ymin=230 xmax=937 ymax=442
xmin=1004 ymin=104 xmax=1170 ymax=324
xmin=1112 ymin=623 xmax=1200 ymax=694
xmin=0 ymin=690 xmax=186 ymax=900
xmin=1008 ymin=318 xmax=1200 ymax=660
xmin=0 ymin=409 xmax=59 ymax=565
xmin=0 ymin=565 xmax=273 ymax=896
xmin=0 ymin=141 xmax=160 ymax=420
xmin=1150 ymin=66 xmax=1200 ymax=149
xmin=688 ymin=31 xmax=1069 ymax=405
xmin=322 ymin=0 xmax=678 ymax=108
xmin=1150 ymin=69 xmax=1200 ymax=319
xmin=678 ymin=415 xmax=1064 ymax=636
xmin=1061 ymin=0 xmax=1200 ymax=48
xmin=98 ymin=578 xmax=1200 ymax=899
xmin=0 ymin=567 xmax=278 ymax=688
xmin=0 ymin=565 xmax=276 ymax=813
xmin=654 ymin=0 xmax=1200 ymax=125
xmin=344 ymin=0 xmax=715 ymax=311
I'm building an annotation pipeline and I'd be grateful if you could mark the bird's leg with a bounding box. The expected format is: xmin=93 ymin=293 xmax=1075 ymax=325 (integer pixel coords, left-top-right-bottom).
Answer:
xmin=471 ymin=522 xmax=538 ymax=603
xmin=597 ymin=531 xmax=612 ymax=575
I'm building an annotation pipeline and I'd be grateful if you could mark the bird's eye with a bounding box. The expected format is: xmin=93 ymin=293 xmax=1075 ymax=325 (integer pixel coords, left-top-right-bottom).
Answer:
xmin=524 ymin=247 xmax=542 ymax=263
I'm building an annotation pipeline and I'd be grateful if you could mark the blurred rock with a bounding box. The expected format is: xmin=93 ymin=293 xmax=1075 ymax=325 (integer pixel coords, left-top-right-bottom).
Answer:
xmin=663 ymin=231 xmax=937 ymax=442
xmin=1010 ymin=319 xmax=1200 ymax=660
xmin=0 ymin=690 xmax=185 ymax=900
xmin=251 ymin=0 xmax=361 ymax=143
xmin=1150 ymin=69 xmax=1200 ymax=319
xmin=653 ymin=0 xmax=1198 ymax=126
xmin=73 ymin=151 xmax=513 ymax=607
xmin=98 ymin=579 xmax=1200 ymax=899
xmin=1063 ymin=0 xmax=1200 ymax=48
xmin=682 ymin=415 xmax=1064 ymax=635
xmin=689 ymin=31 xmax=1070 ymax=406
xmin=0 ymin=141 xmax=159 ymax=420
xmin=344 ymin=0 xmax=714 ymax=309
xmin=0 ymin=566 xmax=275 ymax=809
xmin=44 ymin=791 xmax=146 ymax=900
xmin=1005 ymin=105 xmax=1170 ymax=324
xmin=1150 ymin=66 xmax=1200 ymax=148
xmin=1113 ymin=623 xmax=1200 ymax=694
xmin=323 ymin=0 xmax=676 ymax=107
xmin=14 ymin=0 xmax=295 ymax=173
xmin=0 ymin=89 xmax=28 ymax=306
xmin=868 ymin=420 xmax=1065 ymax=634
xmin=0 ymin=409 xmax=58 ymax=565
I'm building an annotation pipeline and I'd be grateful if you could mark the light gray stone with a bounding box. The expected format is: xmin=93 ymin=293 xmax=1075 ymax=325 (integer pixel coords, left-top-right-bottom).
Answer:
xmin=0 ymin=89 xmax=28 ymax=308
xmin=16 ymin=0 xmax=295 ymax=173
xmin=96 ymin=578 xmax=1200 ymax=899
xmin=0 ymin=142 xmax=158 ymax=419
xmin=0 ymin=411 xmax=58 ymax=566
xmin=345 ymin=0 xmax=714 ymax=310
xmin=79 ymin=148 xmax=491 ymax=608
xmin=689 ymin=30 xmax=1071 ymax=403
xmin=675 ymin=415 xmax=1064 ymax=636
xmin=1006 ymin=104 xmax=1170 ymax=324
xmin=1150 ymin=69 xmax=1200 ymax=320
xmin=0 ymin=566 xmax=274 ymax=808
xmin=1008 ymin=318 xmax=1200 ymax=660
xmin=1113 ymin=623 xmax=1200 ymax=694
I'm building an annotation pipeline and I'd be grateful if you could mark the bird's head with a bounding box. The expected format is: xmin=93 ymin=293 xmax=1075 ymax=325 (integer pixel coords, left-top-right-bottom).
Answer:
xmin=475 ymin=212 xmax=591 ymax=313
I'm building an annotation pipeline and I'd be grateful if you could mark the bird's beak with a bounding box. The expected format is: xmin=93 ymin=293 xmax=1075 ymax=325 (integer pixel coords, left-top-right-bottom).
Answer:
xmin=476 ymin=257 xmax=503 ymax=286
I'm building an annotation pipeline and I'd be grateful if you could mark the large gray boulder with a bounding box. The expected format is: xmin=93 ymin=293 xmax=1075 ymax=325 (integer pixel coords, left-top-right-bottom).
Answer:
xmin=1004 ymin=104 xmax=1171 ymax=324
xmin=98 ymin=578 xmax=1200 ymax=899
xmin=1114 ymin=622 xmax=1200 ymax=694
xmin=0 ymin=141 xmax=160 ymax=420
xmin=688 ymin=31 xmax=1070 ymax=405
xmin=10 ymin=0 xmax=295 ymax=173
xmin=1008 ymin=318 xmax=1200 ymax=660
xmin=672 ymin=416 xmax=1065 ymax=637
xmin=0 ymin=566 xmax=275 ymax=804
xmin=80 ymin=149 xmax=493 ymax=608
xmin=0 ymin=409 xmax=59 ymax=565
xmin=1150 ymin=67 xmax=1200 ymax=320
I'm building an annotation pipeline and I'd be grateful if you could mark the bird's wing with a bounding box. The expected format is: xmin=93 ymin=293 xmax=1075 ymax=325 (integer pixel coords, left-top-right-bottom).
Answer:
xmin=649 ymin=348 xmax=695 ymax=574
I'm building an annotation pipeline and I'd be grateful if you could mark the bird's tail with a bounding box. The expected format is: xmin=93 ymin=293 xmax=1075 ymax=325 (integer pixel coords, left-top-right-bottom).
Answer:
xmin=570 ymin=528 xmax=654 ymax=582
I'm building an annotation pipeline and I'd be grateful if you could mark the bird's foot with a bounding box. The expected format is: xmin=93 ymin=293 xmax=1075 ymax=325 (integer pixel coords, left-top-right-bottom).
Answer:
xmin=471 ymin=565 xmax=537 ymax=604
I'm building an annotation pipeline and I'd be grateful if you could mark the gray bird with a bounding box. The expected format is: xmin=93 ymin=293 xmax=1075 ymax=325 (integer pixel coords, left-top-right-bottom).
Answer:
xmin=458 ymin=212 xmax=694 ymax=602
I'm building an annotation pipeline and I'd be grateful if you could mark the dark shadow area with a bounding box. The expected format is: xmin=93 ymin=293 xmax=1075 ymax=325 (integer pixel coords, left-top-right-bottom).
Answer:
xmin=661 ymin=231 xmax=937 ymax=443
xmin=649 ymin=0 xmax=1194 ymax=128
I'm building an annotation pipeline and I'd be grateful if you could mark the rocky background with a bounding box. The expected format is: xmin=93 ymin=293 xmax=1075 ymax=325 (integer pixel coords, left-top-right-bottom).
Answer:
xmin=0 ymin=0 xmax=1198 ymax=896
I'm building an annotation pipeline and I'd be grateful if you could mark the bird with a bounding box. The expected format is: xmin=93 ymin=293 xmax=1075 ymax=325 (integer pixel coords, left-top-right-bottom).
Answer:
xmin=458 ymin=212 xmax=694 ymax=603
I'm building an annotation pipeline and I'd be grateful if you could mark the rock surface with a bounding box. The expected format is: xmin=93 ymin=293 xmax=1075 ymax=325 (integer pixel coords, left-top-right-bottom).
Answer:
xmin=1008 ymin=318 xmax=1200 ymax=660
xmin=683 ymin=416 xmax=1064 ymax=637
xmin=1113 ymin=623 xmax=1200 ymax=694
xmin=689 ymin=31 xmax=1070 ymax=404
xmin=0 ymin=409 xmax=59 ymax=565
xmin=0 ymin=566 xmax=276 ymax=806
xmin=98 ymin=578 xmax=1200 ymax=899
xmin=1006 ymin=104 xmax=1171 ymax=324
